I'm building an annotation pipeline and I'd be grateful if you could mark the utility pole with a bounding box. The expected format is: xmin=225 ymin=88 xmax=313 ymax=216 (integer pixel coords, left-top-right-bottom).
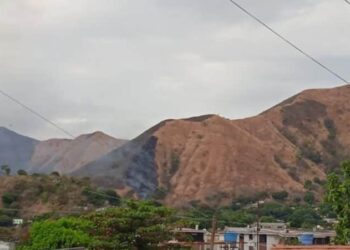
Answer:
xmin=256 ymin=214 xmax=260 ymax=250
xmin=210 ymin=214 xmax=217 ymax=250
xmin=256 ymin=201 xmax=264 ymax=250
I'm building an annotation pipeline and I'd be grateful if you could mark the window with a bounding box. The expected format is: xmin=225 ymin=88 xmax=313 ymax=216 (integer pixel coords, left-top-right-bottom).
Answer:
xmin=249 ymin=234 xmax=253 ymax=240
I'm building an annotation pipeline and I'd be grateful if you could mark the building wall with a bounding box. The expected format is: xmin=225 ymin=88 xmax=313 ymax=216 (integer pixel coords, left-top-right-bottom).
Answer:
xmin=244 ymin=233 xmax=258 ymax=250
xmin=266 ymin=235 xmax=281 ymax=250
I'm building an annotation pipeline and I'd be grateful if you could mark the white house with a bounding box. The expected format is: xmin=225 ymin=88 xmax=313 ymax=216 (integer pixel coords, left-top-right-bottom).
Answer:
xmin=223 ymin=223 xmax=335 ymax=250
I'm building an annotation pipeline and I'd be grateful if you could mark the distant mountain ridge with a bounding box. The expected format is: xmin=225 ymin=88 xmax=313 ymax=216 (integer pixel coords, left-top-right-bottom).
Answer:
xmin=75 ymin=85 xmax=350 ymax=207
xmin=0 ymin=127 xmax=39 ymax=172
xmin=0 ymin=128 xmax=126 ymax=174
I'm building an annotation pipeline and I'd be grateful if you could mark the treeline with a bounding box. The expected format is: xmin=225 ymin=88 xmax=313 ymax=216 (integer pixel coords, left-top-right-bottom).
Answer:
xmin=17 ymin=200 xmax=179 ymax=250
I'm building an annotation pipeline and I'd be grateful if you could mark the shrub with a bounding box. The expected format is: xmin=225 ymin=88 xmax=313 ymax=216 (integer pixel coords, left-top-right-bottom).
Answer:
xmin=0 ymin=215 xmax=12 ymax=227
xmin=313 ymin=177 xmax=326 ymax=186
xmin=324 ymin=118 xmax=336 ymax=140
xmin=50 ymin=171 xmax=60 ymax=177
xmin=103 ymin=189 xmax=120 ymax=206
xmin=272 ymin=191 xmax=289 ymax=201
xmin=304 ymin=191 xmax=315 ymax=204
xmin=288 ymin=168 xmax=300 ymax=182
xmin=169 ymin=152 xmax=180 ymax=175
xmin=293 ymin=196 xmax=302 ymax=203
xmin=280 ymin=128 xmax=298 ymax=145
xmin=152 ymin=187 xmax=168 ymax=200
xmin=2 ymin=192 xmax=19 ymax=207
xmin=304 ymin=180 xmax=313 ymax=190
xmin=299 ymin=142 xmax=322 ymax=164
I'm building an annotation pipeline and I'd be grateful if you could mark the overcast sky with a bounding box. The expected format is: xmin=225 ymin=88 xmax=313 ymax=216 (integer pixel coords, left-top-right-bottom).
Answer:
xmin=0 ymin=0 xmax=349 ymax=140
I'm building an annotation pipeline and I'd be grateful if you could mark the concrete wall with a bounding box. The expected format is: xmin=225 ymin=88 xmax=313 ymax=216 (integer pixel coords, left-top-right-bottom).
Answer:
xmin=267 ymin=235 xmax=281 ymax=250
xmin=0 ymin=241 xmax=15 ymax=250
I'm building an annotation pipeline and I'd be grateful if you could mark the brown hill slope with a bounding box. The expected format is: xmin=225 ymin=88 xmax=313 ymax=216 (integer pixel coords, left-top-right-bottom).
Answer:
xmin=29 ymin=132 xmax=127 ymax=174
xmin=76 ymin=85 xmax=350 ymax=206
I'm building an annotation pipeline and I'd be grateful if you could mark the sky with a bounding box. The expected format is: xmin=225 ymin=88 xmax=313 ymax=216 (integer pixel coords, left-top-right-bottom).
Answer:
xmin=0 ymin=0 xmax=349 ymax=140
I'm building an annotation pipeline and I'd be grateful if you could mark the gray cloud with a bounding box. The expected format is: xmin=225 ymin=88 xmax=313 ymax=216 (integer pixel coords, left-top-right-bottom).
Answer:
xmin=0 ymin=0 xmax=349 ymax=140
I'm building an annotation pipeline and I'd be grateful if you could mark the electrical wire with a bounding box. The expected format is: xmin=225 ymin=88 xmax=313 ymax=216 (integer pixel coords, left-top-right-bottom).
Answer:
xmin=227 ymin=0 xmax=349 ymax=84
xmin=0 ymin=89 xmax=75 ymax=138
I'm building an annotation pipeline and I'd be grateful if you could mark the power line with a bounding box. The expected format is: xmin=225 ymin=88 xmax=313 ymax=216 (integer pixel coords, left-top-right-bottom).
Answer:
xmin=345 ymin=0 xmax=350 ymax=5
xmin=227 ymin=0 xmax=349 ymax=84
xmin=0 ymin=89 xmax=75 ymax=138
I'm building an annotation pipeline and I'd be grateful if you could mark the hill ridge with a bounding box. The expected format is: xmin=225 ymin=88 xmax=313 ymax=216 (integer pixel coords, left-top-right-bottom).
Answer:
xmin=75 ymin=84 xmax=350 ymax=206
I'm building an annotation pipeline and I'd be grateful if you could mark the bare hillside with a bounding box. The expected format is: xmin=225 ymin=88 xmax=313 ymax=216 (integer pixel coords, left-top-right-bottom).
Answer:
xmin=76 ymin=85 xmax=350 ymax=206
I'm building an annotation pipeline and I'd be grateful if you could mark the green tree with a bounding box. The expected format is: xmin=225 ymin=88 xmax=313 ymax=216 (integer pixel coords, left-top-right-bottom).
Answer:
xmin=1 ymin=165 xmax=11 ymax=176
xmin=85 ymin=200 xmax=175 ymax=249
xmin=259 ymin=202 xmax=292 ymax=221
xmin=288 ymin=207 xmax=322 ymax=229
xmin=325 ymin=160 xmax=350 ymax=244
xmin=18 ymin=217 xmax=95 ymax=250
xmin=19 ymin=200 xmax=175 ymax=250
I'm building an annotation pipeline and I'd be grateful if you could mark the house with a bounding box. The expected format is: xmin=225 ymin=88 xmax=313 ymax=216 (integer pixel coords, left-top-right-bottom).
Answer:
xmin=12 ymin=218 xmax=23 ymax=225
xmin=169 ymin=223 xmax=335 ymax=250
xmin=167 ymin=227 xmax=209 ymax=249
xmin=223 ymin=223 xmax=335 ymax=250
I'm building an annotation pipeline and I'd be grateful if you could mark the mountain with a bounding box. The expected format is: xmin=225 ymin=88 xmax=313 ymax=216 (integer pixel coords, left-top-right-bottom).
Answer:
xmin=0 ymin=128 xmax=126 ymax=174
xmin=29 ymin=131 xmax=127 ymax=174
xmin=0 ymin=127 xmax=39 ymax=173
xmin=75 ymin=85 xmax=350 ymax=206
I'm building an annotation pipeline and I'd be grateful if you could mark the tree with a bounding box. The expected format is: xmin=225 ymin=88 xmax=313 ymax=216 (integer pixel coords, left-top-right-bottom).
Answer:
xmin=288 ymin=207 xmax=322 ymax=229
xmin=1 ymin=165 xmax=11 ymax=176
xmin=19 ymin=200 xmax=175 ymax=250
xmin=325 ymin=160 xmax=350 ymax=244
xmin=18 ymin=217 xmax=96 ymax=250
xmin=17 ymin=169 xmax=28 ymax=176
xmin=85 ymin=200 xmax=175 ymax=249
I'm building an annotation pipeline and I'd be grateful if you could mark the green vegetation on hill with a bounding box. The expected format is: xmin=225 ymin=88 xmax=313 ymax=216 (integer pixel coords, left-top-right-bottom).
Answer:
xmin=2 ymin=161 xmax=350 ymax=249
xmin=0 ymin=173 xmax=120 ymax=230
